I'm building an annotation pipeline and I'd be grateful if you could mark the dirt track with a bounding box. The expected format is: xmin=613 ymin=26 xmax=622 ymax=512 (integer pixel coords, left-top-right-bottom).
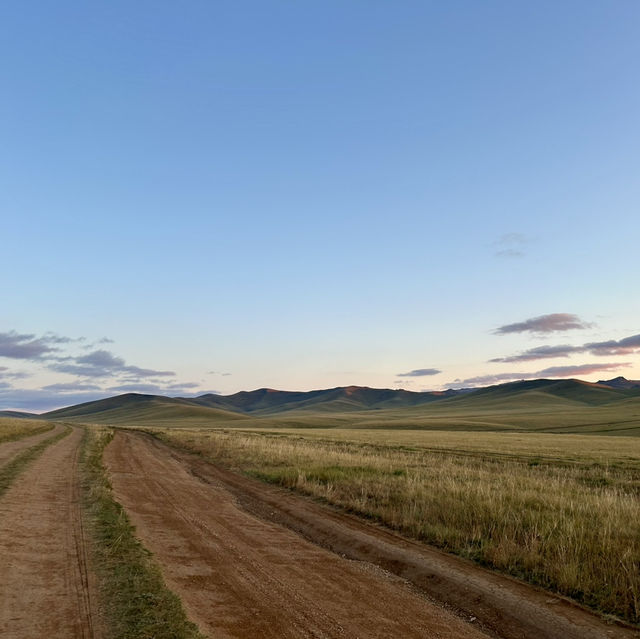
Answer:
xmin=0 ymin=423 xmax=63 ymax=468
xmin=0 ymin=426 xmax=98 ymax=639
xmin=105 ymin=430 xmax=490 ymax=638
xmin=105 ymin=431 xmax=639 ymax=639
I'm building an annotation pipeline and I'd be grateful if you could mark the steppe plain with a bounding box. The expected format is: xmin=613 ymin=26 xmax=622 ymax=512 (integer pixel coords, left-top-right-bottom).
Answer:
xmin=1 ymin=378 xmax=639 ymax=638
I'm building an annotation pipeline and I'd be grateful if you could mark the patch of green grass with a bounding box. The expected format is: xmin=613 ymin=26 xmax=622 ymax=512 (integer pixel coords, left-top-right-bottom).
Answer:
xmin=0 ymin=425 xmax=70 ymax=497
xmin=80 ymin=427 xmax=204 ymax=639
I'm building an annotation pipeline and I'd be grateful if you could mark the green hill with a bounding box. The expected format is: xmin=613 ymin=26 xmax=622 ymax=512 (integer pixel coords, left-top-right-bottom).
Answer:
xmin=43 ymin=393 xmax=248 ymax=426
xmin=0 ymin=410 xmax=36 ymax=419
xmin=38 ymin=378 xmax=640 ymax=434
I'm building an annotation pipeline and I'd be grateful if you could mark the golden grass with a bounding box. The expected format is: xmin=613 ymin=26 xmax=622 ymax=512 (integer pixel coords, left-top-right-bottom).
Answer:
xmin=155 ymin=427 xmax=640 ymax=624
xmin=0 ymin=417 xmax=54 ymax=444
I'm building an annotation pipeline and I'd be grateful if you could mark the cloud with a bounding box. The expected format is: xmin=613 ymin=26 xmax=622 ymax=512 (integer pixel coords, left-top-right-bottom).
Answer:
xmin=448 ymin=361 xmax=631 ymax=388
xmin=42 ymin=332 xmax=85 ymax=344
xmin=494 ymin=233 xmax=530 ymax=258
xmin=0 ymin=328 xmax=205 ymax=411
xmin=0 ymin=331 xmax=60 ymax=360
xmin=50 ymin=349 xmax=175 ymax=379
xmin=41 ymin=382 xmax=102 ymax=392
xmin=536 ymin=363 xmax=631 ymax=377
xmin=495 ymin=248 xmax=524 ymax=258
xmin=397 ymin=368 xmax=441 ymax=377
xmin=494 ymin=313 xmax=591 ymax=335
xmin=490 ymin=333 xmax=640 ymax=363
xmin=108 ymin=381 xmax=203 ymax=395
xmin=0 ymin=387 xmax=112 ymax=412
xmin=490 ymin=344 xmax=581 ymax=363
xmin=584 ymin=334 xmax=640 ymax=356
xmin=0 ymin=366 xmax=30 ymax=381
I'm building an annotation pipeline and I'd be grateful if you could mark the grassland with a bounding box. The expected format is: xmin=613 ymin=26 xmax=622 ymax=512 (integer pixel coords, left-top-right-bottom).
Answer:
xmin=0 ymin=417 xmax=54 ymax=444
xmin=66 ymin=395 xmax=640 ymax=435
xmin=155 ymin=426 xmax=640 ymax=625
xmin=42 ymin=381 xmax=640 ymax=435
xmin=81 ymin=428 xmax=203 ymax=639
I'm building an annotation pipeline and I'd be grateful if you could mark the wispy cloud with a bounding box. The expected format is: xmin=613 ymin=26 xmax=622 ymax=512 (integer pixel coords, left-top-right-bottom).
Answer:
xmin=490 ymin=344 xmax=580 ymax=363
xmin=448 ymin=362 xmax=631 ymax=388
xmin=494 ymin=233 xmax=530 ymax=258
xmin=50 ymin=349 xmax=175 ymax=379
xmin=42 ymin=382 xmax=102 ymax=392
xmin=491 ymin=333 xmax=640 ymax=363
xmin=494 ymin=313 xmax=592 ymax=335
xmin=397 ymin=368 xmax=441 ymax=377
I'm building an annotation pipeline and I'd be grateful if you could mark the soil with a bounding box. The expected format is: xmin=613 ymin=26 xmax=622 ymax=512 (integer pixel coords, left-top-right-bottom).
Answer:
xmin=105 ymin=430 xmax=639 ymax=639
xmin=105 ymin=430 xmax=490 ymax=639
xmin=0 ymin=426 xmax=98 ymax=638
xmin=0 ymin=423 xmax=64 ymax=468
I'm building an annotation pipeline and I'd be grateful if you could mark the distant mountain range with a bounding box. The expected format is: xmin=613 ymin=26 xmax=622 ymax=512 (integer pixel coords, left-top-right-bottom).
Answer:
xmin=22 ymin=376 xmax=640 ymax=425
xmin=596 ymin=376 xmax=640 ymax=390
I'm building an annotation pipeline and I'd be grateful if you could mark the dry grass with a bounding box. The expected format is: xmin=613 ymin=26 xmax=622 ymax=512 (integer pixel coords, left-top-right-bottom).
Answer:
xmin=156 ymin=427 xmax=640 ymax=625
xmin=0 ymin=417 xmax=54 ymax=444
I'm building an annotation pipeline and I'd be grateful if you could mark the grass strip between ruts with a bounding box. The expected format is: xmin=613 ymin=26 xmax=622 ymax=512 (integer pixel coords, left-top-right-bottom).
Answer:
xmin=80 ymin=427 xmax=204 ymax=639
xmin=0 ymin=425 xmax=70 ymax=497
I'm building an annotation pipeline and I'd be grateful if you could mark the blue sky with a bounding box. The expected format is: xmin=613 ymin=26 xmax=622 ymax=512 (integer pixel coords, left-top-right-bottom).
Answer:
xmin=1 ymin=1 xmax=639 ymax=411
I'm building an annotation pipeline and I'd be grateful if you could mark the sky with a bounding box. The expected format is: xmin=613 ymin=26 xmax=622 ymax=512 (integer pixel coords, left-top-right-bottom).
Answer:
xmin=1 ymin=1 xmax=639 ymax=412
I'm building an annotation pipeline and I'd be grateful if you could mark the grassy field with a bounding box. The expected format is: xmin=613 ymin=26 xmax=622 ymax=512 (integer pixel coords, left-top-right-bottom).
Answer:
xmin=154 ymin=426 xmax=640 ymax=625
xmin=0 ymin=417 xmax=54 ymax=444
xmin=44 ymin=383 xmax=640 ymax=435
xmin=81 ymin=427 xmax=203 ymax=639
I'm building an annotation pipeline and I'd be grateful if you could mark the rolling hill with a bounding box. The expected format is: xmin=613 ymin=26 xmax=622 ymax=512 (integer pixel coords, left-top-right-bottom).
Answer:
xmin=0 ymin=410 xmax=36 ymax=419
xmin=37 ymin=377 xmax=640 ymax=434
xmin=43 ymin=393 xmax=248 ymax=426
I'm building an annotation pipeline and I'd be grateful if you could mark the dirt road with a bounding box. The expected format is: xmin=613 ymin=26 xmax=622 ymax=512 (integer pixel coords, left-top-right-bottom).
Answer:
xmin=105 ymin=431 xmax=638 ymax=639
xmin=105 ymin=430 xmax=490 ymax=639
xmin=0 ymin=426 xmax=98 ymax=639
xmin=0 ymin=423 xmax=62 ymax=468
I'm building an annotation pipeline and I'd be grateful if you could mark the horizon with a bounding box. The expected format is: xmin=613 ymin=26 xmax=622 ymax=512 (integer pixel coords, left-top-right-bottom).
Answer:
xmin=1 ymin=1 xmax=638 ymax=412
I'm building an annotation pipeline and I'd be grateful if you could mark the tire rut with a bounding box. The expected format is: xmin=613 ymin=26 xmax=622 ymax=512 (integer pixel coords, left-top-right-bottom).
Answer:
xmin=143 ymin=431 xmax=639 ymax=639
xmin=105 ymin=430 xmax=490 ymax=639
xmin=0 ymin=423 xmax=64 ymax=469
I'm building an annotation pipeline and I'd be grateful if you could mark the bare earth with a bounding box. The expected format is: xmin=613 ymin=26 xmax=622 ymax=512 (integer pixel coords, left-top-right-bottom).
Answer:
xmin=0 ymin=426 xmax=98 ymax=639
xmin=0 ymin=423 xmax=62 ymax=468
xmin=105 ymin=430 xmax=489 ymax=639
xmin=105 ymin=431 xmax=639 ymax=639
